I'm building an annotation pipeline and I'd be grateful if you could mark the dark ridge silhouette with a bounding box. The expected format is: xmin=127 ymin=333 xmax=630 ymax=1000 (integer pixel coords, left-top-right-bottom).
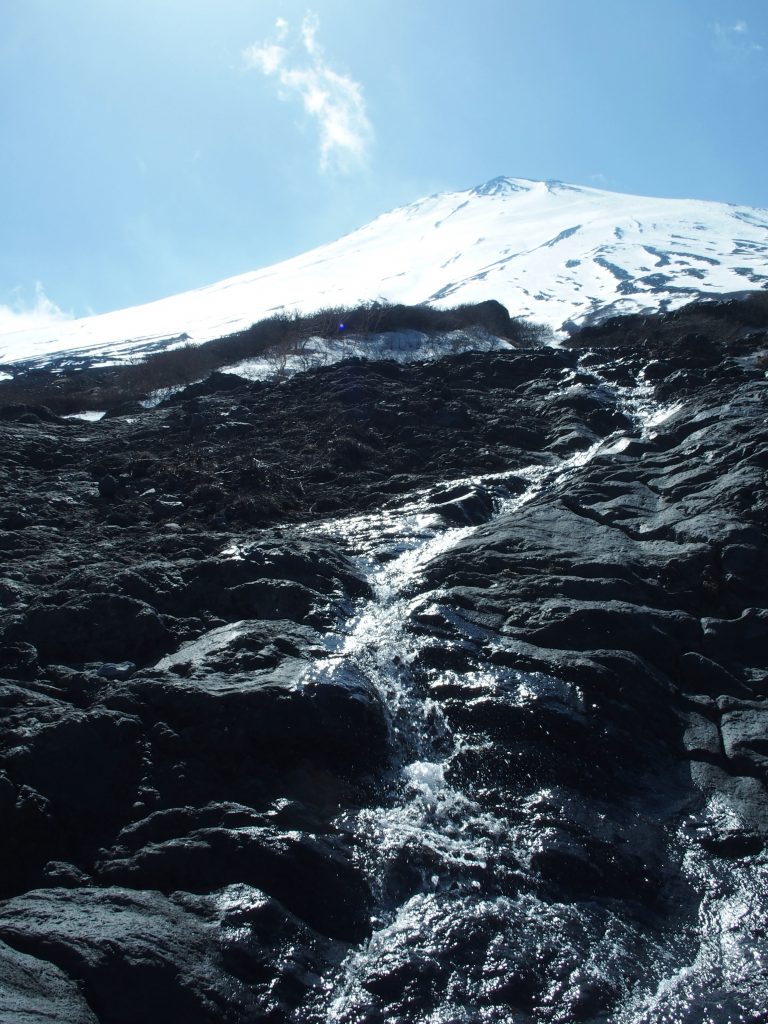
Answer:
xmin=0 ymin=299 xmax=547 ymax=414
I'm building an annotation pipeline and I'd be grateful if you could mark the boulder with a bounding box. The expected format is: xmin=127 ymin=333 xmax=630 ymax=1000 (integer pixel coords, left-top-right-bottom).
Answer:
xmin=0 ymin=938 xmax=98 ymax=1024
xmin=97 ymin=810 xmax=371 ymax=941
xmin=10 ymin=594 xmax=170 ymax=665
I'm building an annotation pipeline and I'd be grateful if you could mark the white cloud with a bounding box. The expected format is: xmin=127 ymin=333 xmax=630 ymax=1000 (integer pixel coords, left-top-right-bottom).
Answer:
xmin=0 ymin=282 xmax=72 ymax=337
xmin=301 ymin=11 xmax=320 ymax=57
xmin=244 ymin=41 xmax=287 ymax=75
xmin=243 ymin=13 xmax=373 ymax=173
xmin=713 ymin=20 xmax=764 ymax=55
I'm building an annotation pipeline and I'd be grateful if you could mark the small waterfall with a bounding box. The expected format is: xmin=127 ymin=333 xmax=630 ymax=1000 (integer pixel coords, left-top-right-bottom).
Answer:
xmin=292 ymin=367 xmax=768 ymax=1023
xmin=298 ymin=424 xmax=647 ymax=1020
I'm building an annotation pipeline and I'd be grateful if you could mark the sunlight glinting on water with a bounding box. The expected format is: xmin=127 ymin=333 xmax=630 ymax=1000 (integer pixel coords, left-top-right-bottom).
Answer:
xmin=295 ymin=435 xmax=652 ymax=1019
xmin=292 ymin=374 xmax=767 ymax=1022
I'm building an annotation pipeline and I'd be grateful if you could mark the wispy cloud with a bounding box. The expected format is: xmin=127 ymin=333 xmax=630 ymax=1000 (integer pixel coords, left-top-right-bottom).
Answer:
xmin=0 ymin=282 xmax=72 ymax=337
xmin=243 ymin=12 xmax=373 ymax=173
xmin=713 ymin=19 xmax=764 ymax=55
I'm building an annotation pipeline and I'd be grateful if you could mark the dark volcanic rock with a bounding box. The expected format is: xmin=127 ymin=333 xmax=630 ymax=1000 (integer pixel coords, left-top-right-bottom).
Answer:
xmin=8 ymin=594 xmax=170 ymax=665
xmin=96 ymin=808 xmax=371 ymax=941
xmin=0 ymin=938 xmax=98 ymax=1024
xmin=0 ymin=887 xmax=229 ymax=1023
xmin=1 ymin=300 xmax=767 ymax=1022
xmin=0 ymin=885 xmax=340 ymax=1023
xmin=0 ymin=684 xmax=144 ymax=893
xmin=103 ymin=636 xmax=388 ymax=811
xmin=0 ymin=642 xmax=39 ymax=681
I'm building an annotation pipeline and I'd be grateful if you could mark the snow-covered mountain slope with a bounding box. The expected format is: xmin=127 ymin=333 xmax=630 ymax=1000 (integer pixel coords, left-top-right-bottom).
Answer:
xmin=3 ymin=177 xmax=767 ymax=364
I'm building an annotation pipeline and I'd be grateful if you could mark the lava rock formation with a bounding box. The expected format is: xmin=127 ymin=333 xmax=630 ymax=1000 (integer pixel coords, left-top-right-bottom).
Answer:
xmin=1 ymin=298 xmax=767 ymax=1022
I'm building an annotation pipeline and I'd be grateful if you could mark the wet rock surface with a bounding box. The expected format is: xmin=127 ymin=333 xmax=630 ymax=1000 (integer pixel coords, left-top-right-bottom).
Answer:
xmin=1 ymin=300 xmax=767 ymax=1022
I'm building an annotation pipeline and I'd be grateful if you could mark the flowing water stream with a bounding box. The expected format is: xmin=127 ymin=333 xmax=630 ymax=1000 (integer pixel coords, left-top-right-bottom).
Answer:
xmin=288 ymin=372 xmax=767 ymax=1022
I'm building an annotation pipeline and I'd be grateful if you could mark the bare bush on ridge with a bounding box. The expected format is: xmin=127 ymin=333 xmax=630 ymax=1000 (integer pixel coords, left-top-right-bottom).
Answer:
xmin=0 ymin=299 xmax=547 ymax=413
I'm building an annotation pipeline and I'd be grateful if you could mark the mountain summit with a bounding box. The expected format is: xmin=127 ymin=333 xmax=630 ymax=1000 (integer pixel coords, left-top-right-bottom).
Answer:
xmin=3 ymin=176 xmax=767 ymax=364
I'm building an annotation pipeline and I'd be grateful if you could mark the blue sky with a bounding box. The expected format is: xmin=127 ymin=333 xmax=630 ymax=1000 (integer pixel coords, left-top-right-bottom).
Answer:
xmin=2 ymin=0 xmax=767 ymax=329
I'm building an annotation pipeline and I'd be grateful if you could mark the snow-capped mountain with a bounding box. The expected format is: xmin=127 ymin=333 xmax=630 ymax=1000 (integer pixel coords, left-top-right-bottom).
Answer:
xmin=3 ymin=176 xmax=767 ymax=364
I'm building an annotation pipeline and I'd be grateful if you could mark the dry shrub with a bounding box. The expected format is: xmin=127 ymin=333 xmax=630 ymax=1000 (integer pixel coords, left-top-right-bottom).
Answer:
xmin=0 ymin=300 xmax=545 ymax=413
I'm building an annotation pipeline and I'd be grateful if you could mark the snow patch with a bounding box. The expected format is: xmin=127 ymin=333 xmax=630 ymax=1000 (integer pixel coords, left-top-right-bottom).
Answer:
xmin=2 ymin=176 xmax=766 ymax=366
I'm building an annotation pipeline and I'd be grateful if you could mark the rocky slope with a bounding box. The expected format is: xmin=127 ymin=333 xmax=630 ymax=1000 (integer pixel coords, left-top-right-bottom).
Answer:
xmin=0 ymin=297 xmax=767 ymax=1022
